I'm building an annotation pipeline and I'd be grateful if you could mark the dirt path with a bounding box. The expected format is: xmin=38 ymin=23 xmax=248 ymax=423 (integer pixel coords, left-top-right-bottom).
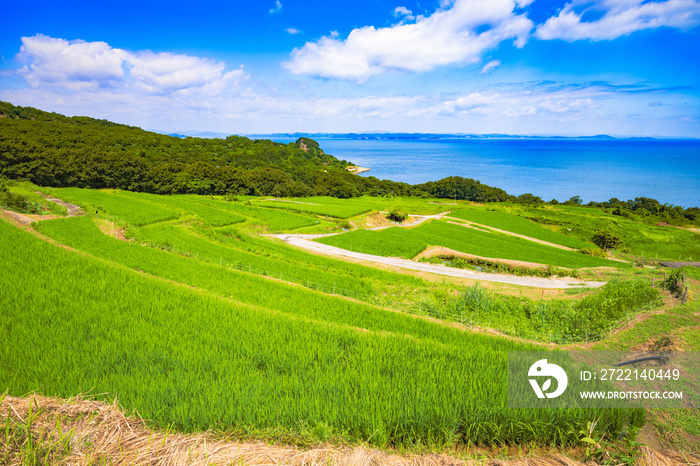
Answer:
xmin=273 ymin=235 xmax=606 ymax=289
xmin=43 ymin=195 xmax=84 ymax=216
xmin=3 ymin=193 xmax=85 ymax=225
xmin=2 ymin=196 xmax=84 ymax=225
xmin=1 ymin=210 xmax=39 ymax=225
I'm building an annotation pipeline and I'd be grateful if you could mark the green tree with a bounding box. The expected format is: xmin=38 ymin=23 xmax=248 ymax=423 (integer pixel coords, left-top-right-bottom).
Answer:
xmin=564 ymin=195 xmax=583 ymax=206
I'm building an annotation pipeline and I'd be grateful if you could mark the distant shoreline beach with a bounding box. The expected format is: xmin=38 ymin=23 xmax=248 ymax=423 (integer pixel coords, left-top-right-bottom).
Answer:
xmin=346 ymin=165 xmax=370 ymax=175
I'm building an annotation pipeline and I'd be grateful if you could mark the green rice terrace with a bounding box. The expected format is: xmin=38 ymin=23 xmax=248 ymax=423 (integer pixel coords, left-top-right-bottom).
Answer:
xmin=1 ymin=181 xmax=699 ymax=461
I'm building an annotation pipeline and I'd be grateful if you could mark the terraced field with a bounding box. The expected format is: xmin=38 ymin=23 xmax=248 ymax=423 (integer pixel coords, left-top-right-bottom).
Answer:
xmin=2 ymin=218 xmax=646 ymax=448
xmin=6 ymin=186 xmax=694 ymax=455
xmin=448 ymin=207 xmax=592 ymax=249
xmin=253 ymin=195 xmax=448 ymax=218
xmin=53 ymin=188 xmax=180 ymax=226
xmin=316 ymin=220 xmax=627 ymax=269
xmin=519 ymin=206 xmax=700 ymax=261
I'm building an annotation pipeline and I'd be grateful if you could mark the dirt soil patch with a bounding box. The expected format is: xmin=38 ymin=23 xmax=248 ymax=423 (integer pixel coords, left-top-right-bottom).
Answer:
xmin=362 ymin=211 xmax=416 ymax=229
xmin=96 ymin=219 xmax=127 ymax=241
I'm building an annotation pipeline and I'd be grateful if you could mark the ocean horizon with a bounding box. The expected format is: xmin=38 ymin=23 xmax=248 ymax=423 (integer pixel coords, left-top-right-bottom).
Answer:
xmin=269 ymin=137 xmax=700 ymax=208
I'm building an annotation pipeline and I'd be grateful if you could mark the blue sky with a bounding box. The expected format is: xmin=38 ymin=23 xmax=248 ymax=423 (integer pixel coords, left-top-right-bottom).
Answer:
xmin=1 ymin=0 xmax=699 ymax=136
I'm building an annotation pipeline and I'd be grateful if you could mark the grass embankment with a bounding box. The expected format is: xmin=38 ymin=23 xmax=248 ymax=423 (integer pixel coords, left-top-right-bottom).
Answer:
xmin=446 ymin=281 xmax=661 ymax=343
xmin=2 ymin=219 xmax=644 ymax=448
xmin=138 ymin=220 xmax=376 ymax=295
xmin=255 ymin=196 xmax=372 ymax=219
xmin=316 ymin=220 xmax=626 ymax=269
xmin=185 ymin=197 xmax=321 ymax=232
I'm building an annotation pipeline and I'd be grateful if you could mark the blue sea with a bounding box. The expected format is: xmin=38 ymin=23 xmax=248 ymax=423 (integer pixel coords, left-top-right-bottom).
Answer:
xmin=270 ymin=138 xmax=700 ymax=207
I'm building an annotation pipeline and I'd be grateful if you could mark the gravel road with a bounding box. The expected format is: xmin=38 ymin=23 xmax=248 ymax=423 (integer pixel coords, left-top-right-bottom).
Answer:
xmin=272 ymin=234 xmax=606 ymax=289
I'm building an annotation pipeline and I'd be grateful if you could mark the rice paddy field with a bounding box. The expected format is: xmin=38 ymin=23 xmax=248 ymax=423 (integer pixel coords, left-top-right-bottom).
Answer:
xmin=0 ymin=219 xmax=644 ymax=448
xmin=4 ymin=186 xmax=698 ymax=455
xmin=253 ymin=195 xmax=448 ymax=218
xmin=53 ymin=188 xmax=180 ymax=226
xmin=315 ymin=220 xmax=627 ymax=269
xmin=518 ymin=206 xmax=700 ymax=261
xmin=447 ymin=207 xmax=591 ymax=249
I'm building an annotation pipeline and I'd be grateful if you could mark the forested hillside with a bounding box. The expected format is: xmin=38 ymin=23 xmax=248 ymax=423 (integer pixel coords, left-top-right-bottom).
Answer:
xmin=0 ymin=102 xmax=420 ymax=198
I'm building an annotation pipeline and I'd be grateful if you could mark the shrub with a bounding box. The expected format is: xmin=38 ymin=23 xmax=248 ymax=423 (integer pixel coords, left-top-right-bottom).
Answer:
xmin=386 ymin=209 xmax=408 ymax=223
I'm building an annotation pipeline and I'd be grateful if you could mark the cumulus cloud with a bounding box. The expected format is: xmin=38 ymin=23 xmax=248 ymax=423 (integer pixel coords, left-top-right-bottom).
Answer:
xmin=16 ymin=34 xmax=247 ymax=95
xmin=18 ymin=34 xmax=127 ymax=89
xmin=286 ymin=28 xmax=301 ymax=34
xmin=535 ymin=0 xmax=700 ymax=41
xmin=284 ymin=0 xmax=533 ymax=81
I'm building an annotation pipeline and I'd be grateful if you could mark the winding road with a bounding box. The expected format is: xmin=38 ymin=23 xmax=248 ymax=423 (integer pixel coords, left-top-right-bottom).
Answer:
xmin=271 ymin=234 xmax=606 ymax=289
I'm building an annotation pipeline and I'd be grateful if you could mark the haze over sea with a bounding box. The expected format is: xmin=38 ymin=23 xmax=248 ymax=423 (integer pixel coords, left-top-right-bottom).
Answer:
xmin=269 ymin=137 xmax=700 ymax=208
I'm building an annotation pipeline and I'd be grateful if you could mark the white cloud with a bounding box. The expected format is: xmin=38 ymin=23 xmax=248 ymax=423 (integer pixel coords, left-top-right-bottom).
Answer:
xmin=535 ymin=0 xmax=700 ymax=41
xmin=286 ymin=28 xmax=301 ymax=34
xmin=129 ymin=52 xmax=231 ymax=94
xmin=284 ymin=0 xmax=533 ymax=81
xmin=18 ymin=34 xmax=127 ymax=90
xmin=16 ymin=34 xmax=247 ymax=96
xmin=442 ymin=92 xmax=497 ymax=113
xmin=480 ymin=59 xmax=501 ymax=74
xmin=270 ymin=0 xmax=282 ymax=14
xmin=392 ymin=6 xmax=415 ymax=21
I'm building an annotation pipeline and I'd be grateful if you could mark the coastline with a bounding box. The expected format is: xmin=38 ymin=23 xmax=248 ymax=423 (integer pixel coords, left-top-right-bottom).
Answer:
xmin=346 ymin=165 xmax=370 ymax=175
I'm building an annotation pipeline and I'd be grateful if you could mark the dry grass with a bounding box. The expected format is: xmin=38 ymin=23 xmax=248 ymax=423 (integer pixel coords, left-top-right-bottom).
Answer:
xmin=1 ymin=394 xmax=695 ymax=466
